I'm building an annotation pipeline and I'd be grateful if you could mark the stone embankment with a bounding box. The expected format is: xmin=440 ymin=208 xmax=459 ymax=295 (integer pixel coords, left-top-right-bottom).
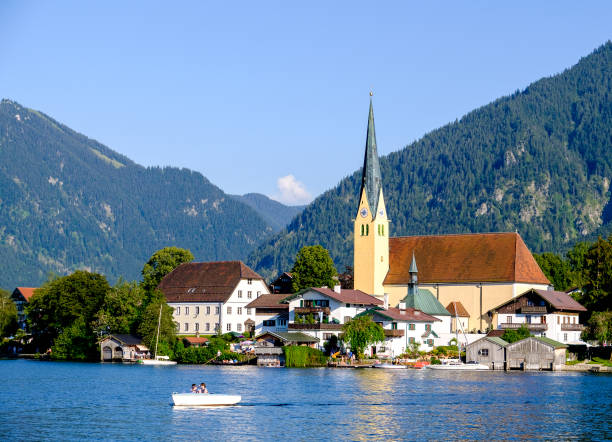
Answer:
xmin=562 ymin=363 xmax=612 ymax=373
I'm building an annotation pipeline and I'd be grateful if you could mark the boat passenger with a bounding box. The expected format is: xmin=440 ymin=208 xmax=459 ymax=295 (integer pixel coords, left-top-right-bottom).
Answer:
xmin=199 ymin=382 xmax=209 ymax=394
xmin=191 ymin=384 xmax=198 ymax=393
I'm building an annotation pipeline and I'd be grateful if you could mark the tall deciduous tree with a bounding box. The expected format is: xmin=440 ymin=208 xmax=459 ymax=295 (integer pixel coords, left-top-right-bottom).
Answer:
xmin=341 ymin=314 xmax=384 ymax=359
xmin=582 ymin=236 xmax=612 ymax=312
xmin=141 ymin=247 xmax=194 ymax=293
xmin=92 ymin=279 xmax=146 ymax=337
xmin=137 ymin=299 xmax=176 ymax=357
xmin=291 ymin=245 xmax=337 ymax=293
xmin=534 ymin=252 xmax=573 ymax=291
xmin=0 ymin=289 xmax=18 ymax=338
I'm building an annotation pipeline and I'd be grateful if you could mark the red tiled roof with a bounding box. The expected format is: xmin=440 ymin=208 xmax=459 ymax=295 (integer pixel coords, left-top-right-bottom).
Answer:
xmin=487 ymin=329 xmax=505 ymax=338
xmin=368 ymin=307 xmax=440 ymax=322
xmin=158 ymin=261 xmax=264 ymax=303
xmin=246 ymin=294 xmax=290 ymax=309
xmin=384 ymin=233 xmax=550 ymax=285
xmin=13 ymin=287 xmax=38 ymax=302
xmin=446 ymin=301 xmax=470 ymax=318
xmin=184 ymin=337 xmax=209 ymax=345
xmin=309 ymin=287 xmax=383 ymax=306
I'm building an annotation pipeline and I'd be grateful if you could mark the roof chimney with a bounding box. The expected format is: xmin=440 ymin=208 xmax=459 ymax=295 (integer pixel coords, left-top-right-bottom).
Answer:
xmin=383 ymin=293 xmax=389 ymax=310
xmin=334 ymin=284 xmax=341 ymax=294
xmin=399 ymin=302 xmax=406 ymax=310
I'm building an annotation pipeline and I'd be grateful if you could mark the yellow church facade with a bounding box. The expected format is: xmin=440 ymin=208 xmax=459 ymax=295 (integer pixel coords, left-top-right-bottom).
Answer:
xmin=353 ymin=99 xmax=551 ymax=332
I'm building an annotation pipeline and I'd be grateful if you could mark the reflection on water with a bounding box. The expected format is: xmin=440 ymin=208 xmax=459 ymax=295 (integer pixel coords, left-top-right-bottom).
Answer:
xmin=0 ymin=361 xmax=610 ymax=441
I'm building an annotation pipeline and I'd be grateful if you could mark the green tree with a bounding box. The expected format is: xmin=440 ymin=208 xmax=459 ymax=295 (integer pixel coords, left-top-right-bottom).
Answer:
xmin=26 ymin=271 xmax=110 ymax=354
xmin=92 ymin=279 xmax=146 ymax=337
xmin=51 ymin=317 xmax=93 ymax=361
xmin=501 ymin=324 xmax=531 ymax=343
xmin=141 ymin=247 xmax=194 ymax=293
xmin=341 ymin=315 xmax=385 ymax=359
xmin=583 ymin=311 xmax=612 ymax=345
xmin=581 ymin=236 xmax=612 ymax=312
xmin=534 ymin=252 xmax=573 ymax=291
xmin=137 ymin=298 xmax=176 ymax=357
xmin=290 ymin=245 xmax=337 ymax=292
xmin=0 ymin=289 xmax=18 ymax=338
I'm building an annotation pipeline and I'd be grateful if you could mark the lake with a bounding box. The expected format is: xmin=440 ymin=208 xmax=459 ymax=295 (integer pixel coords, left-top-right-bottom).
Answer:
xmin=1 ymin=360 xmax=611 ymax=440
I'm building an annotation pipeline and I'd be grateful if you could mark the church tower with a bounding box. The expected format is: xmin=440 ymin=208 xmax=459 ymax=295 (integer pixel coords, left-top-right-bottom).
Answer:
xmin=353 ymin=97 xmax=389 ymax=297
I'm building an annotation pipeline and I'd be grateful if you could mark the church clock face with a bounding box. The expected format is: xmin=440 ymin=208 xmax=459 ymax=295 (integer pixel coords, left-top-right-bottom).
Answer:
xmin=360 ymin=208 xmax=368 ymax=218
xmin=378 ymin=209 xmax=384 ymax=217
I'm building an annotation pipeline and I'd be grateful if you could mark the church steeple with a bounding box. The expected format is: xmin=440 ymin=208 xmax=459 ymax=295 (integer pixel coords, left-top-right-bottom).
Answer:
xmin=353 ymin=95 xmax=389 ymax=298
xmin=358 ymin=98 xmax=383 ymax=219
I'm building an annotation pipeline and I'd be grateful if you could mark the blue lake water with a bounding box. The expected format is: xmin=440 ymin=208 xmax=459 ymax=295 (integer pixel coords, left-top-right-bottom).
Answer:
xmin=1 ymin=360 xmax=611 ymax=441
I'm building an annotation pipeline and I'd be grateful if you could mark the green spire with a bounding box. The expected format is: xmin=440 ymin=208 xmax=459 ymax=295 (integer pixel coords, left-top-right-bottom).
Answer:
xmin=359 ymin=97 xmax=383 ymax=217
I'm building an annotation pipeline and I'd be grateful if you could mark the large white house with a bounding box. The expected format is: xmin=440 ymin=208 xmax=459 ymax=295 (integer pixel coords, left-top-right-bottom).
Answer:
xmin=158 ymin=261 xmax=269 ymax=335
xmin=284 ymin=286 xmax=382 ymax=348
xmin=356 ymin=306 xmax=439 ymax=356
xmin=490 ymin=288 xmax=587 ymax=344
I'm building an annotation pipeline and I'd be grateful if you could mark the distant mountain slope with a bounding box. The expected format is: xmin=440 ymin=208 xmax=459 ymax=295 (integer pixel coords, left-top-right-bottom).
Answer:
xmin=248 ymin=42 xmax=612 ymax=281
xmin=0 ymin=100 xmax=274 ymax=289
xmin=231 ymin=193 xmax=305 ymax=232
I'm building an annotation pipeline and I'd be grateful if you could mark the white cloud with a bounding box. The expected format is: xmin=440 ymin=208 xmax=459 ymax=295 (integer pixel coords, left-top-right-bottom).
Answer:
xmin=272 ymin=174 xmax=313 ymax=206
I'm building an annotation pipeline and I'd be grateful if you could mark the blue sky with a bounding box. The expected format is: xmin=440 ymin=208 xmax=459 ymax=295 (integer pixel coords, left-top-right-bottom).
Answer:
xmin=1 ymin=2 xmax=611 ymax=205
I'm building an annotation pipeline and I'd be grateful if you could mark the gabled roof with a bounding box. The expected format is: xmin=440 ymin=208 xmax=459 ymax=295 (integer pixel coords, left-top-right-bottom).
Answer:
xmin=506 ymin=336 xmax=567 ymax=349
xmin=158 ymin=261 xmax=264 ymax=303
xmin=385 ymin=232 xmax=550 ymax=285
xmin=12 ymin=287 xmax=38 ymax=302
xmin=183 ymin=337 xmax=209 ymax=345
xmin=402 ymin=288 xmax=450 ymax=316
xmin=358 ymin=99 xmax=383 ymax=216
xmin=491 ymin=288 xmax=587 ymax=313
xmin=446 ymin=301 xmax=470 ymax=318
xmin=246 ymin=294 xmax=291 ymax=309
xmin=106 ymin=334 xmax=144 ymax=346
xmin=304 ymin=287 xmax=383 ymax=306
xmin=357 ymin=306 xmax=440 ymax=323
xmin=255 ymin=331 xmax=319 ymax=343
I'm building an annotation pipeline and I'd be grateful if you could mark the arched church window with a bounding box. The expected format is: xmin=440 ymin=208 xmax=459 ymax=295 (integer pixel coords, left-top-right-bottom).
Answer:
xmin=366 ymin=225 xmax=369 ymax=236
xmin=360 ymin=225 xmax=364 ymax=236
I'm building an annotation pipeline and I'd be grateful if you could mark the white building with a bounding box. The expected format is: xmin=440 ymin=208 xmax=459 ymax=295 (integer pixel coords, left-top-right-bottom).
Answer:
xmin=246 ymin=293 xmax=290 ymax=335
xmin=285 ymin=286 xmax=382 ymax=349
xmin=356 ymin=306 xmax=439 ymax=356
xmin=158 ymin=261 xmax=269 ymax=335
xmin=490 ymin=288 xmax=587 ymax=344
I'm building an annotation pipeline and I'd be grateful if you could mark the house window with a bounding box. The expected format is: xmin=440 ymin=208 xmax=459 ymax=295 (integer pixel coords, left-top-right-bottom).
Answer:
xmin=346 ymin=303 xmax=350 ymax=308
xmin=247 ymin=308 xmax=252 ymax=315
xmin=195 ymin=306 xmax=199 ymax=315
xmin=278 ymin=319 xmax=287 ymax=326
xmin=227 ymin=323 xmax=231 ymax=331
xmin=248 ymin=291 xmax=252 ymax=299
xmin=323 ymin=333 xmax=334 ymax=340
xmin=195 ymin=323 xmax=199 ymax=331
xmin=206 ymin=306 xmax=211 ymax=315
xmin=238 ymin=290 xmax=243 ymax=298
xmin=557 ymin=316 xmax=560 ymax=324
xmin=344 ymin=316 xmax=352 ymax=323
xmin=425 ymin=324 xmax=431 ymax=331
xmin=409 ymin=337 xmax=415 ymax=343
xmin=206 ymin=323 xmax=210 ymax=331
xmin=184 ymin=323 xmax=189 ymax=332
xmin=215 ymin=323 xmax=219 ymax=332
xmin=263 ymin=320 xmax=275 ymax=326
xmin=215 ymin=307 xmax=220 ymax=314
xmin=247 ymin=279 xmax=252 ymax=285
xmin=427 ymin=339 xmax=433 ymax=346
xmin=507 ymin=316 xmax=512 ymax=324
xmin=479 ymin=348 xmax=489 ymax=356
xmin=237 ymin=307 xmax=243 ymax=315
xmin=237 ymin=324 xmax=242 ymax=332
xmin=176 ymin=307 xmax=180 ymax=316
xmin=564 ymin=333 xmax=568 ymax=342
xmin=257 ymin=291 xmax=261 ymax=297
xmin=227 ymin=306 xmax=232 ymax=315
xmin=392 ymin=322 xmax=398 ymax=330
xmin=409 ymin=324 xmax=415 ymax=330
xmin=185 ymin=306 xmax=189 ymax=315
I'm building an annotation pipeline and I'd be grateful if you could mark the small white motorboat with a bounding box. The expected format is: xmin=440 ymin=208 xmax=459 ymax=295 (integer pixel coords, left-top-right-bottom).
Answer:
xmin=427 ymin=361 xmax=489 ymax=370
xmin=172 ymin=393 xmax=242 ymax=406
xmin=373 ymin=363 xmax=407 ymax=369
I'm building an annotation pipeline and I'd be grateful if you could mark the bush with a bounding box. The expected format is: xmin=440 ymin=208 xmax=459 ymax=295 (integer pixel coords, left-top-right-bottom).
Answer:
xmin=430 ymin=358 xmax=441 ymax=365
xmin=283 ymin=346 xmax=327 ymax=367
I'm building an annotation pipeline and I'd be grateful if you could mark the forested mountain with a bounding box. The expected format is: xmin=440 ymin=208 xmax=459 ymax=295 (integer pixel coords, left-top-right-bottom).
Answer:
xmin=230 ymin=193 xmax=305 ymax=232
xmin=0 ymin=100 xmax=275 ymax=289
xmin=248 ymin=42 xmax=612 ymax=281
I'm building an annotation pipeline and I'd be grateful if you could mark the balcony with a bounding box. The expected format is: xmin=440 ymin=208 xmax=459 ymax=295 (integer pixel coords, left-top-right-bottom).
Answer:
xmin=500 ymin=323 xmax=548 ymax=332
xmin=294 ymin=306 xmax=331 ymax=315
xmin=384 ymin=329 xmax=405 ymax=337
xmin=288 ymin=323 xmax=343 ymax=331
xmin=520 ymin=306 xmax=547 ymax=314
xmin=561 ymin=323 xmax=584 ymax=331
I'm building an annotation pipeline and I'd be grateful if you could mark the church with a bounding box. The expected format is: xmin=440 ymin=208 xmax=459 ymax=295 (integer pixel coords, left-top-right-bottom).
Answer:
xmin=353 ymin=98 xmax=551 ymax=332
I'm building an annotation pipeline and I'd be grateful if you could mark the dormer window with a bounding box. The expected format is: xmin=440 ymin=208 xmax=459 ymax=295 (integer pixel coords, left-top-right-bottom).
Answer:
xmin=247 ymin=279 xmax=252 ymax=285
